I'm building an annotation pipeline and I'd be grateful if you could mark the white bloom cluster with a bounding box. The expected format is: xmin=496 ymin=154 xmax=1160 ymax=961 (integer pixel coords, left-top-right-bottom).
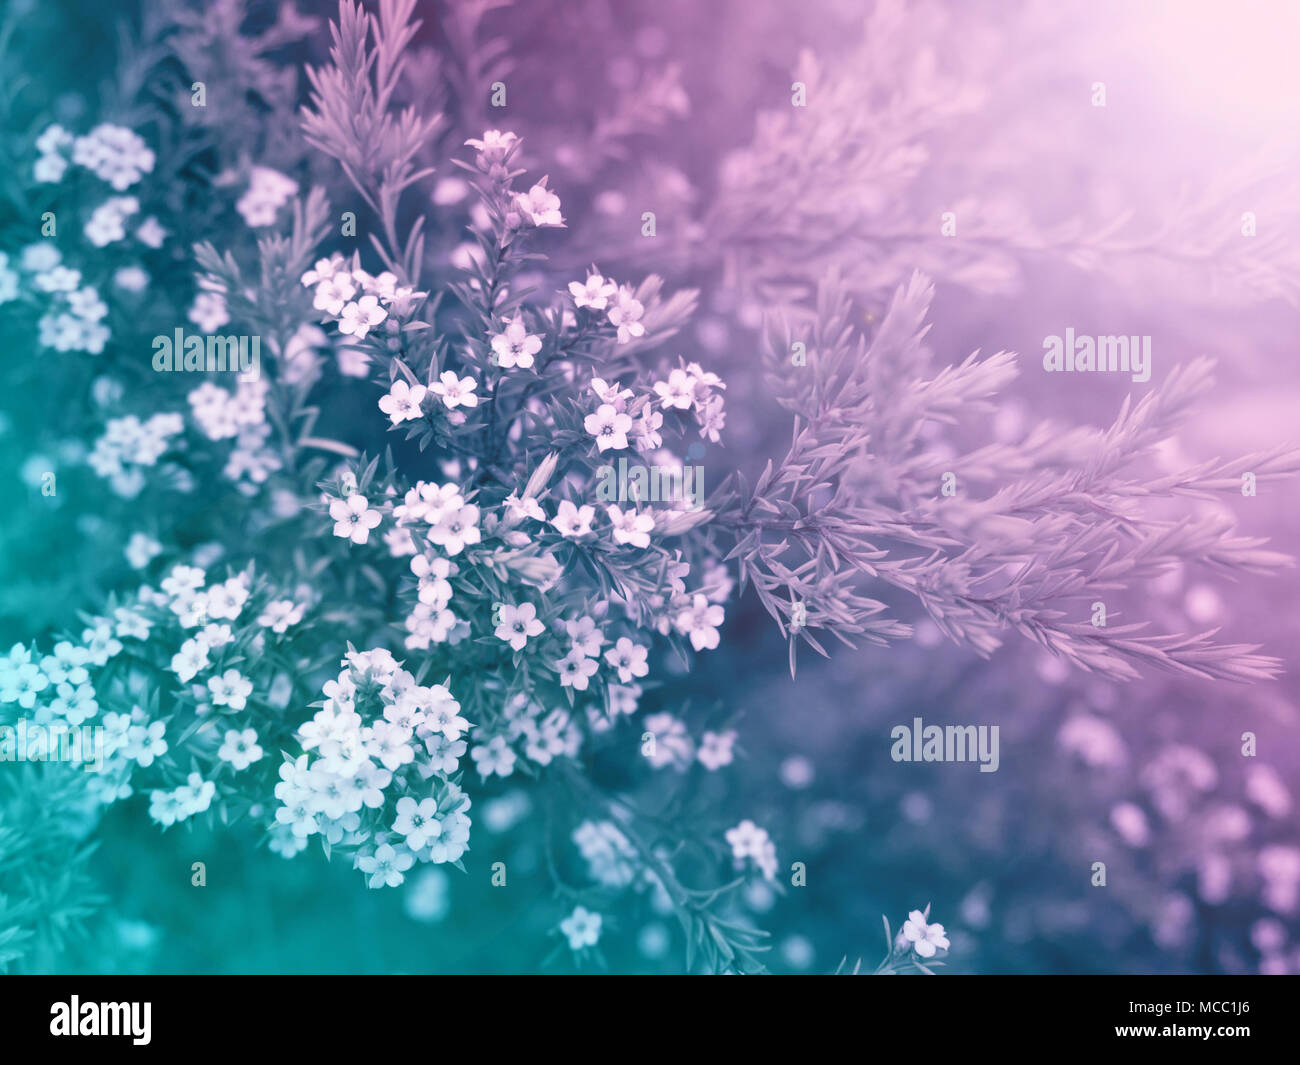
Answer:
xmin=271 ymin=649 xmax=474 ymax=887
xmin=236 ymin=166 xmax=299 ymax=227
xmin=470 ymin=692 xmax=581 ymax=780
xmin=651 ymin=359 xmax=726 ymax=442
xmin=149 ymin=771 xmax=216 ymax=827
xmin=12 ymin=244 xmax=112 ymax=354
xmin=568 ymin=271 xmax=644 ymax=344
xmin=84 ymin=195 xmax=139 ymax=247
xmin=86 ymin=412 xmax=184 ymax=497
xmin=187 ymin=378 xmax=280 ymax=490
xmin=70 ymin=124 xmax=156 ymax=190
xmin=33 ymin=122 xmax=154 ymax=189
xmin=725 ymin=819 xmax=778 ymax=881
xmin=573 ymin=820 xmax=639 ymax=889
xmin=301 ymin=255 xmax=425 ymax=341
xmin=643 ymin=712 xmax=694 ymax=770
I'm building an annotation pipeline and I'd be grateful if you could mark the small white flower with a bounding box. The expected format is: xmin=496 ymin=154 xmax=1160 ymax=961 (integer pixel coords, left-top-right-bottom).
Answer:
xmin=490 ymin=318 xmax=542 ymax=369
xmin=608 ymin=287 xmax=645 ymax=344
xmin=514 ymin=180 xmax=564 ymax=227
xmin=551 ymin=500 xmax=595 ymax=538
xmin=653 ymin=368 xmax=697 ymax=410
xmin=555 ymin=649 xmax=598 ymax=691
xmin=675 ymin=594 xmax=724 ymax=652
xmin=428 ymin=503 xmax=481 ymax=556
xmin=330 ymin=494 xmax=382 ymax=545
xmin=901 ymin=909 xmax=950 ymax=959
xmin=471 ymin=734 xmax=517 ymax=779
xmin=569 ymin=273 xmax=618 ymax=311
xmin=338 ymin=295 xmax=388 ymax=338
xmin=208 ymin=668 xmax=253 ymax=711
xmin=607 ymin=505 xmax=654 ymax=548
xmin=378 ymin=379 xmax=427 ymax=424
xmin=429 ymin=371 xmax=479 ymax=410
xmin=495 ymin=602 xmax=545 ymax=650
xmin=218 ymin=728 xmax=264 ymax=770
xmin=584 ymin=403 xmax=633 ymax=452
xmin=604 ymin=637 xmax=649 ymax=683
xmin=559 ymin=906 xmax=602 ymax=950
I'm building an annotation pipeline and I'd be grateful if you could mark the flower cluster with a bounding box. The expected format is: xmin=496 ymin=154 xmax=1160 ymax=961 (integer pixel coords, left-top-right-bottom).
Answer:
xmin=725 ymin=820 xmax=778 ymax=881
xmin=236 ymin=166 xmax=299 ymax=228
xmin=35 ymin=122 xmax=155 ymax=190
xmin=271 ymin=649 xmax=474 ymax=886
xmin=302 ymin=254 xmax=426 ymax=342
xmin=87 ymin=413 xmax=185 ymax=497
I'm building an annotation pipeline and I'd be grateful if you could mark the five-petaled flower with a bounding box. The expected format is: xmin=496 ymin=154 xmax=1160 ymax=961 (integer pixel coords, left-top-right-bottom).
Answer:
xmin=490 ymin=318 xmax=542 ymax=369
xmin=584 ymin=403 xmax=633 ymax=452
xmin=430 ymin=371 xmax=479 ymax=410
xmin=495 ymin=602 xmax=545 ymax=651
xmin=331 ymin=494 xmax=382 ymax=545
xmin=902 ymin=909 xmax=950 ymax=959
xmin=379 ymin=379 xmax=427 ymax=424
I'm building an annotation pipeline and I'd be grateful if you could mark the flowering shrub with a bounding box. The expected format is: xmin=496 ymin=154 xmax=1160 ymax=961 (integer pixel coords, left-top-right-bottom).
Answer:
xmin=2 ymin=0 xmax=1298 ymax=975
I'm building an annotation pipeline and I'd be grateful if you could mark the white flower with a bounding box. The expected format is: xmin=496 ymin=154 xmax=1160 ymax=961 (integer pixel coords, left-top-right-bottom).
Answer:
xmin=565 ymin=616 xmax=605 ymax=658
xmin=725 ymin=819 xmax=777 ymax=880
xmin=495 ymin=602 xmax=545 ymax=651
xmin=490 ymin=318 xmax=542 ymax=369
xmin=653 ymin=368 xmax=697 ymax=410
xmin=218 ymin=728 xmax=264 ymax=770
xmin=569 ymin=273 xmax=618 ymax=311
xmin=584 ymin=403 xmax=633 ymax=452
xmin=189 ymin=290 xmax=230 ymax=333
xmin=604 ymin=637 xmax=649 ymax=683
xmin=301 ymin=255 xmax=344 ymax=287
xmin=514 ymin=180 xmax=564 ymax=227
xmin=330 ymin=494 xmax=382 ymax=544
xmin=559 ymin=906 xmax=602 ymax=950
xmin=170 ymin=637 xmax=210 ymax=683
xmin=358 ymin=843 xmax=414 ymax=889
xmin=412 ymin=553 xmax=454 ymax=606
xmin=313 ymin=275 xmax=356 ymax=316
xmin=125 ymin=532 xmax=162 ymax=569
xmin=338 ymin=295 xmax=388 ymax=338
xmin=208 ymin=669 xmax=253 ymax=711
xmin=675 ymin=594 xmax=724 ymax=651
xmin=428 ymin=504 xmax=481 ymax=556
xmin=556 ymin=649 xmax=599 ymax=691
xmin=257 ymin=600 xmax=304 ymax=634
xmin=429 ymin=370 xmax=479 ymax=410
xmin=135 ymin=217 xmax=167 ymax=248
xmin=901 ymin=909 xmax=950 ymax=959
xmin=393 ymin=796 xmax=443 ymax=850
xmin=503 ymin=493 xmax=545 ymax=524
xmin=71 ymin=124 xmax=154 ymax=190
xmin=607 ymin=505 xmax=654 ymax=548
xmin=698 ymin=729 xmax=737 ymax=771
xmin=113 ymin=265 xmax=150 ymax=292
xmin=124 ymin=720 xmax=168 ymax=767
xmin=551 ymin=500 xmax=595 ymax=538
xmin=608 ymin=287 xmax=645 ymax=344
xmin=471 ymin=734 xmax=517 ymax=779
xmin=378 ymin=379 xmax=427 ymax=424
xmin=421 ymin=689 xmax=471 ymax=742
xmin=205 ymin=577 xmax=250 ymax=621
xmin=464 ymin=129 xmax=519 ymax=167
